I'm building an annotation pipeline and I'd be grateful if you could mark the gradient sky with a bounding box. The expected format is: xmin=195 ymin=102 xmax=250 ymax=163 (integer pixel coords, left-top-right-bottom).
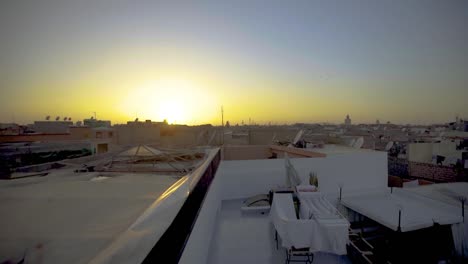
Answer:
xmin=0 ymin=0 xmax=467 ymax=125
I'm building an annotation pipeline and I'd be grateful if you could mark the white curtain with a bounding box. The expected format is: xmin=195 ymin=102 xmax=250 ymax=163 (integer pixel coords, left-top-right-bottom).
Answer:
xmin=452 ymin=221 xmax=468 ymax=257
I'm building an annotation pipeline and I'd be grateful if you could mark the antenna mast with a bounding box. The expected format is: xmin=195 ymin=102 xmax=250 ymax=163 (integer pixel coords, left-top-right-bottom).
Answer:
xmin=221 ymin=106 xmax=224 ymax=145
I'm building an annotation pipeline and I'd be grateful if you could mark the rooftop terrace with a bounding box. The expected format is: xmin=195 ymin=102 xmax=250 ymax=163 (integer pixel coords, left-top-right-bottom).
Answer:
xmin=208 ymin=198 xmax=351 ymax=264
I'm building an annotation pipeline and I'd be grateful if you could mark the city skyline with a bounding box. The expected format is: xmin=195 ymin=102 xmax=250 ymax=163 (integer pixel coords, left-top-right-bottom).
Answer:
xmin=1 ymin=0 xmax=467 ymax=125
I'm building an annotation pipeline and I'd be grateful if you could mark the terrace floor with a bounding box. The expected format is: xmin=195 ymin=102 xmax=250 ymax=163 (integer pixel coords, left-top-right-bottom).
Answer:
xmin=208 ymin=199 xmax=351 ymax=264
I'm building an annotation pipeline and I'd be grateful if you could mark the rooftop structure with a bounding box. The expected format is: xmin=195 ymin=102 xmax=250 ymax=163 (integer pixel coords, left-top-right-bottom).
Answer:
xmin=83 ymin=118 xmax=112 ymax=128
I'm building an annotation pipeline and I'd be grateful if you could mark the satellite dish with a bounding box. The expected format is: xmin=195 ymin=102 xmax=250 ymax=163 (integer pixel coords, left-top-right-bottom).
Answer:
xmin=385 ymin=141 xmax=394 ymax=151
xmin=55 ymin=116 xmax=60 ymax=121
xmin=292 ymin=130 xmax=304 ymax=145
xmin=353 ymin=137 xmax=364 ymax=149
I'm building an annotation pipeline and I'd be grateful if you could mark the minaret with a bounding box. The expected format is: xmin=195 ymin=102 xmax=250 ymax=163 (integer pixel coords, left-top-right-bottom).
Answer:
xmin=345 ymin=114 xmax=351 ymax=126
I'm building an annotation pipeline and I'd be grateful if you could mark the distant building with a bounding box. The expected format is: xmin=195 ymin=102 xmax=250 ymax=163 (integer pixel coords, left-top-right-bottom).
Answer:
xmin=0 ymin=123 xmax=21 ymax=135
xmin=344 ymin=114 xmax=352 ymax=126
xmin=448 ymin=117 xmax=468 ymax=132
xmin=33 ymin=121 xmax=73 ymax=134
xmin=114 ymin=119 xmax=162 ymax=145
xmin=407 ymin=140 xmax=465 ymax=166
xmin=83 ymin=118 xmax=111 ymax=128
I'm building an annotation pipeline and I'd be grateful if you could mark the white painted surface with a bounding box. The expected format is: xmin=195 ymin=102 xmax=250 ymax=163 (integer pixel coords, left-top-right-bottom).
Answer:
xmin=408 ymin=143 xmax=433 ymax=163
xmin=408 ymin=141 xmax=463 ymax=165
xmin=212 ymin=151 xmax=387 ymax=201
xmin=181 ymin=151 xmax=387 ymax=263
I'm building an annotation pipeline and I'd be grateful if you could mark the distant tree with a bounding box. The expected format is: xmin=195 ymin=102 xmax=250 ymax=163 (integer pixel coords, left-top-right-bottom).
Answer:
xmin=225 ymin=121 xmax=230 ymax=128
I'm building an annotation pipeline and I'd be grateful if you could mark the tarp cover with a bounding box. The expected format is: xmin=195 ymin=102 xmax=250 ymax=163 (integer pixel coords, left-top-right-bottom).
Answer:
xmin=341 ymin=188 xmax=463 ymax=232
xmin=405 ymin=183 xmax=468 ymax=257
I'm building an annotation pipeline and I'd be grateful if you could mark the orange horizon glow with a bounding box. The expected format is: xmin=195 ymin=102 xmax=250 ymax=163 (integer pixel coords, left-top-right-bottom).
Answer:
xmin=1 ymin=1 xmax=467 ymax=126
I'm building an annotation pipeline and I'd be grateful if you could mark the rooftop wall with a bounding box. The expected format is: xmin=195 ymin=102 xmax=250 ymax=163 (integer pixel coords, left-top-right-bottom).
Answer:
xmin=0 ymin=127 xmax=103 ymax=143
xmin=160 ymin=130 xmax=199 ymax=148
xmin=408 ymin=143 xmax=433 ymax=163
xmin=115 ymin=125 xmax=161 ymax=145
xmin=248 ymin=128 xmax=299 ymax=145
xmin=409 ymin=162 xmax=460 ymax=182
xmin=222 ymin=145 xmax=272 ymax=160
xmin=34 ymin=121 xmax=73 ymax=134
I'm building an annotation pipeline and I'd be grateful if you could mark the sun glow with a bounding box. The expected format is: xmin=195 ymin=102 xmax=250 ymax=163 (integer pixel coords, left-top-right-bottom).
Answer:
xmin=120 ymin=78 xmax=217 ymax=125
xmin=159 ymin=100 xmax=186 ymax=124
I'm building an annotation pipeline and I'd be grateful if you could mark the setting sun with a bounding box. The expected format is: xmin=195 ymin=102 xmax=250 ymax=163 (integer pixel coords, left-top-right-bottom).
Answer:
xmin=159 ymin=100 xmax=186 ymax=124
xmin=119 ymin=78 xmax=219 ymax=125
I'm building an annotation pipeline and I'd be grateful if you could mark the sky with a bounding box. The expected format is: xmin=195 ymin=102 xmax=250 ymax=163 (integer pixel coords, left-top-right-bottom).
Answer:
xmin=0 ymin=0 xmax=467 ymax=125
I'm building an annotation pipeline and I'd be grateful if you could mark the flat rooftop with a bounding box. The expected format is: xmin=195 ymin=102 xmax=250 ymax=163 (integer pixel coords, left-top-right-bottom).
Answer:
xmin=306 ymin=144 xmax=376 ymax=155
xmin=0 ymin=168 xmax=179 ymax=263
xmin=0 ymin=147 xmax=218 ymax=264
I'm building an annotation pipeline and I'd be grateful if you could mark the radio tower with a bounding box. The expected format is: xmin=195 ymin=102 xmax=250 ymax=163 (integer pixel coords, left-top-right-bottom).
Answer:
xmin=221 ymin=106 xmax=224 ymax=145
